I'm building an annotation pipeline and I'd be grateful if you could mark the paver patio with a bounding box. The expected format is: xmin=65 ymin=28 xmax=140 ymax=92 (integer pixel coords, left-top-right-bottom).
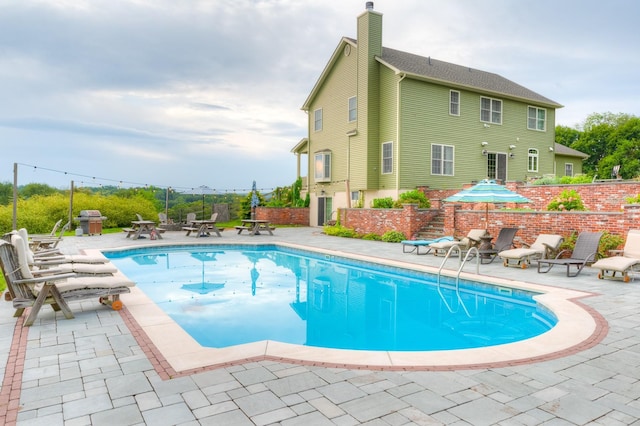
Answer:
xmin=1 ymin=227 xmax=639 ymax=425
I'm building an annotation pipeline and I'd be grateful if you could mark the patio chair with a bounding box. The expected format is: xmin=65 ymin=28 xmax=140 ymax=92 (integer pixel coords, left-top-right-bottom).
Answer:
xmin=476 ymin=227 xmax=519 ymax=264
xmin=498 ymin=234 xmax=564 ymax=269
xmin=591 ymin=230 xmax=640 ymax=282
xmin=429 ymin=229 xmax=487 ymax=256
xmin=28 ymin=221 xmax=69 ymax=251
xmin=401 ymin=236 xmax=454 ymax=255
xmin=536 ymin=231 xmax=603 ymax=277
xmin=158 ymin=212 xmax=169 ymax=225
xmin=0 ymin=240 xmax=135 ymax=326
xmin=12 ymin=229 xmax=111 ymax=265
xmin=10 ymin=234 xmax=117 ymax=277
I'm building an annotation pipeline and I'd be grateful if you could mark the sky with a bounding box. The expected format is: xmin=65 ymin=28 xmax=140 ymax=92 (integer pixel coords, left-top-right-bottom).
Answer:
xmin=1 ymin=0 xmax=639 ymax=193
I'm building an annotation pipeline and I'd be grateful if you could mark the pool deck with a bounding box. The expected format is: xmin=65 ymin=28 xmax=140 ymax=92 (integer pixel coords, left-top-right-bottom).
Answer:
xmin=1 ymin=228 xmax=639 ymax=425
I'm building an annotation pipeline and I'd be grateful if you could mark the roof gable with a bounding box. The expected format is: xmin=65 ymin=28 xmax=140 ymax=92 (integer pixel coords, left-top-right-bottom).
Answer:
xmin=303 ymin=36 xmax=562 ymax=110
xmin=301 ymin=38 xmax=357 ymax=111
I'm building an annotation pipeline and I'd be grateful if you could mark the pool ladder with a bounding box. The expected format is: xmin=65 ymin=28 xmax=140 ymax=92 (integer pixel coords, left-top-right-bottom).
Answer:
xmin=436 ymin=245 xmax=480 ymax=316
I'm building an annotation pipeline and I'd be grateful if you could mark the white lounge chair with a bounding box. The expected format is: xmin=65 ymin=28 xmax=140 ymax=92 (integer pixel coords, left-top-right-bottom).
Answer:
xmin=0 ymin=240 xmax=135 ymax=326
xmin=10 ymin=234 xmax=117 ymax=276
xmin=591 ymin=230 xmax=640 ymax=282
xmin=429 ymin=229 xmax=487 ymax=256
xmin=499 ymin=234 xmax=564 ymax=269
xmin=16 ymin=229 xmax=110 ymax=264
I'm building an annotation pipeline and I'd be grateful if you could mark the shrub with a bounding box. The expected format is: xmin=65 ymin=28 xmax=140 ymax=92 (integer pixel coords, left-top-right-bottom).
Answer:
xmin=381 ymin=230 xmax=406 ymax=243
xmin=531 ymin=174 xmax=593 ymax=185
xmin=323 ymin=224 xmax=358 ymax=238
xmin=372 ymin=197 xmax=394 ymax=208
xmin=625 ymin=194 xmax=640 ymax=204
xmin=559 ymin=231 xmax=624 ymax=259
xmin=546 ymin=189 xmax=586 ymax=211
xmin=362 ymin=233 xmax=381 ymax=241
xmin=531 ymin=176 xmax=559 ymax=185
xmin=393 ymin=190 xmax=431 ymax=208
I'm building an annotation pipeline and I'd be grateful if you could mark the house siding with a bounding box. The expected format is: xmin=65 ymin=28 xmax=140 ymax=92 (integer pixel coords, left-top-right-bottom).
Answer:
xmin=307 ymin=43 xmax=358 ymax=198
xmin=378 ymin=66 xmax=399 ymax=191
xmin=555 ymin=154 xmax=583 ymax=176
xmin=397 ymin=78 xmax=556 ymax=189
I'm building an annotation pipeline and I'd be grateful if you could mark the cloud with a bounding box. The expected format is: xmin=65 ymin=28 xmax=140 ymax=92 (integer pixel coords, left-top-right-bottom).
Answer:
xmin=1 ymin=0 xmax=639 ymax=190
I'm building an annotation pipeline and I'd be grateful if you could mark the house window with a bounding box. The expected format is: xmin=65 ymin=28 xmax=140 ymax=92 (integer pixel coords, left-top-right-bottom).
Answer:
xmin=382 ymin=142 xmax=393 ymax=174
xmin=348 ymin=96 xmax=357 ymax=122
xmin=431 ymin=144 xmax=454 ymax=176
xmin=350 ymin=191 xmax=360 ymax=206
xmin=314 ymin=108 xmax=323 ymax=132
xmin=449 ymin=90 xmax=460 ymax=116
xmin=565 ymin=163 xmax=574 ymax=177
xmin=314 ymin=151 xmax=331 ymax=182
xmin=528 ymin=149 xmax=539 ymax=172
xmin=480 ymin=97 xmax=502 ymax=124
xmin=528 ymin=106 xmax=546 ymax=131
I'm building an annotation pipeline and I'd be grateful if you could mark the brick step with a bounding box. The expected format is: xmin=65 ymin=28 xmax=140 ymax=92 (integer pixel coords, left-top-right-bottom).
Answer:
xmin=415 ymin=211 xmax=446 ymax=240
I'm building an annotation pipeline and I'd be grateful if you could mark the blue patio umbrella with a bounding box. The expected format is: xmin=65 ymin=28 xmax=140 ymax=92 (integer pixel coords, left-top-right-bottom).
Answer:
xmin=443 ymin=179 xmax=531 ymax=228
xmin=250 ymin=180 xmax=259 ymax=219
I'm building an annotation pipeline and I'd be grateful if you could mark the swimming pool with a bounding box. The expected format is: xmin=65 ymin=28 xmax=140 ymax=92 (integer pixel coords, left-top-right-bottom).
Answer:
xmin=105 ymin=244 xmax=556 ymax=352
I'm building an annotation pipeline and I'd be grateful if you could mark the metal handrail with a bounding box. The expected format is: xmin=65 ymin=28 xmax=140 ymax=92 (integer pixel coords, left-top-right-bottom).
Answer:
xmin=436 ymin=245 xmax=479 ymax=317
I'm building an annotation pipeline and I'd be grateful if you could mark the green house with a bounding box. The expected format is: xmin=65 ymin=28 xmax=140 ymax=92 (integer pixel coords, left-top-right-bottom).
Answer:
xmin=292 ymin=3 xmax=563 ymax=225
xmin=553 ymin=143 xmax=588 ymax=177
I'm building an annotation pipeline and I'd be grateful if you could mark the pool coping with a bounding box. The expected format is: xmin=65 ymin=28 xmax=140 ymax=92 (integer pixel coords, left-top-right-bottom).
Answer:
xmin=91 ymin=242 xmax=608 ymax=374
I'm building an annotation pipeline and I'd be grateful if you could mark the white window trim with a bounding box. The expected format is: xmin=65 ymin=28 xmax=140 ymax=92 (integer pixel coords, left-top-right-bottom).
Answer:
xmin=348 ymin=96 xmax=357 ymax=122
xmin=314 ymin=151 xmax=331 ymax=182
xmin=527 ymin=148 xmax=539 ymax=172
xmin=480 ymin=96 xmax=502 ymax=125
xmin=381 ymin=141 xmax=393 ymax=174
xmin=449 ymin=90 xmax=460 ymax=116
xmin=314 ymin=108 xmax=323 ymax=132
xmin=565 ymin=163 xmax=574 ymax=177
xmin=431 ymin=143 xmax=455 ymax=176
xmin=527 ymin=106 xmax=547 ymax=131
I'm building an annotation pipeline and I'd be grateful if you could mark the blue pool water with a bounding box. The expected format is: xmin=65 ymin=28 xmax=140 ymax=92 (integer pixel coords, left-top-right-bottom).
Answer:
xmin=105 ymin=245 xmax=556 ymax=351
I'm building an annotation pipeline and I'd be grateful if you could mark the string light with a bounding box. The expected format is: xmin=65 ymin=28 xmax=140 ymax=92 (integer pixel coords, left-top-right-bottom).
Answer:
xmin=16 ymin=162 xmax=280 ymax=194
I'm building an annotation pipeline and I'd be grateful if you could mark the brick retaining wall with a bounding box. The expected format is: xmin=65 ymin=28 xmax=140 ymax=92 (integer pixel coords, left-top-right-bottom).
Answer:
xmin=255 ymin=207 xmax=309 ymax=226
xmin=422 ymin=181 xmax=640 ymax=212
xmin=341 ymin=204 xmax=640 ymax=243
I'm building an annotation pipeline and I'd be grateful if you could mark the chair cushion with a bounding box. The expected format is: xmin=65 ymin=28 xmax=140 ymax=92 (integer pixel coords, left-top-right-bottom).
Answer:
xmin=34 ymin=273 xmax=135 ymax=293
xmin=592 ymin=256 xmax=640 ymax=273
xmin=499 ymin=248 xmax=539 ymax=260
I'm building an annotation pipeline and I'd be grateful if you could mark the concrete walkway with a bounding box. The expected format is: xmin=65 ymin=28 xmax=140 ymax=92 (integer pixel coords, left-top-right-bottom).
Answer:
xmin=2 ymin=227 xmax=640 ymax=425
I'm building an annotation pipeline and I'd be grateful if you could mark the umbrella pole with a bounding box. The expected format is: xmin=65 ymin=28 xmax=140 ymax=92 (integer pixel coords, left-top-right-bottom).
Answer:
xmin=485 ymin=203 xmax=489 ymax=230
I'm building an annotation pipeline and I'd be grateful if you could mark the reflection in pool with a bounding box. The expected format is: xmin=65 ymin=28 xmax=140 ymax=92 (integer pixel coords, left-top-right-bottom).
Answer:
xmin=105 ymin=245 xmax=556 ymax=351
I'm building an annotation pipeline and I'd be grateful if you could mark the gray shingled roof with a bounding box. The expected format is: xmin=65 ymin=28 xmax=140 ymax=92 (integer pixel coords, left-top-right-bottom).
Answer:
xmin=554 ymin=142 xmax=589 ymax=158
xmin=378 ymin=45 xmax=562 ymax=108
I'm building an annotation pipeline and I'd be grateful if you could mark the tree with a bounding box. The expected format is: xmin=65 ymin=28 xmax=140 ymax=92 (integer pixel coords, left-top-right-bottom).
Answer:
xmin=571 ymin=112 xmax=639 ymax=178
xmin=0 ymin=182 xmax=12 ymax=206
xmin=555 ymin=125 xmax=581 ymax=147
xmin=598 ymin=117 xmax=640 ymax=179
xmin=20 ymin=183 xmax=60 ymax=198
